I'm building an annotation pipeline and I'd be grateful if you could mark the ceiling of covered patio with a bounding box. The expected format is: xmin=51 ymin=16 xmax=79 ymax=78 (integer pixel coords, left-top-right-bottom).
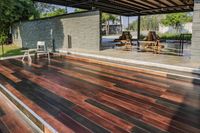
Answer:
xmin=34 ymin=0 xmax=194 ymax=16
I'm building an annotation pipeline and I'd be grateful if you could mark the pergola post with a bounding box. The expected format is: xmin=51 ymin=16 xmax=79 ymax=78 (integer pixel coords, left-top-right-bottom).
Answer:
xmin=191 ymin=0 xmax=200 ymax=59
xmin=99 ymin=11 xmax=102 ymax=50
xmin=120 ymin=16 xmax=122 ymax=33
xmin=128 ymin=16 xmax=130 ymax=30
xmin=137 ymin=15 xmax=141 ymax=49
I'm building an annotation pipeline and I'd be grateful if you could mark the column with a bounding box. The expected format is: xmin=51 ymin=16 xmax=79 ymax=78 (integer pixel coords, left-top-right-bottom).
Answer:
xmin=191 ymin=0 xmax=200 ymax=60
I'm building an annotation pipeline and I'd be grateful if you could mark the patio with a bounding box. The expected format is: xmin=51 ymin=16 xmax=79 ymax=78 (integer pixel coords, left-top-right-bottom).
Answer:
xmin=65 ymin=48 xmax=200 ymax=69
xmin=12 ymin=0 xmax=197 ymax=69
xmin=0 ymin=55 xmax=199 ymax=133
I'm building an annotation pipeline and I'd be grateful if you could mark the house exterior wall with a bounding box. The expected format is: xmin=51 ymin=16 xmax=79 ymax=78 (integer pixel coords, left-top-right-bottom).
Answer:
xmin=12 ymin=11 xmax=100 ymax=51
xmin=159 ymin=23 xmax=192 ymax=34
xmin=191 ymin=0 xmax=200 ymax=59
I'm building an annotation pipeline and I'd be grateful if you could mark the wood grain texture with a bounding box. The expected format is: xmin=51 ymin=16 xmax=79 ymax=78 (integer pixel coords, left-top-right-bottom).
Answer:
xmin=0 ymin=55 xmax=199 ymax=133
xmin=0 ymin=91 xmax=41 ymax=133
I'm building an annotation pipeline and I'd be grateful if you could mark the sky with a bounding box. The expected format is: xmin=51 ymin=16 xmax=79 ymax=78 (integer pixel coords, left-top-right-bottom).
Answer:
xmin=67 ymin=7 xmax=75 ymax=13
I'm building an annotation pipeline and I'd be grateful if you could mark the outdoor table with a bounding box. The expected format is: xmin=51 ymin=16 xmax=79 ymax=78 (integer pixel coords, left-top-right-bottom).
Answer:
xmin=139 ymin=41 xmax=165 ymax=54
xmin=114 ymin=39 xmax=133 ymax=51
xmin=21 ymin=49 xmax=36 ymax=62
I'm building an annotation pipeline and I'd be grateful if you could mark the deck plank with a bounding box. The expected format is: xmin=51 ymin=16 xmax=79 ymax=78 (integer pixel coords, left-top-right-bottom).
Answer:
xmin=0 ymin=56 xmax=199 ymax=133
xmin=0 ymin=92 xmax=41 ymax=133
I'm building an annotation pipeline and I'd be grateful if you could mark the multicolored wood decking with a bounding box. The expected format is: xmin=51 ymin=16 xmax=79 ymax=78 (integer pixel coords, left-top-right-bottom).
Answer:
xmin=0 ymin=91 xmax=41 ymax=133
xmin=0 ymin=55 xmax=199 ymax=133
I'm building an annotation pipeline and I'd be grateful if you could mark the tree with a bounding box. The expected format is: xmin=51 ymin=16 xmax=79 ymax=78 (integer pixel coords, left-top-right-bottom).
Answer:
xmin=161 ymin=13 xmax=192 ymax=33
xmin=0 ymin=0 xmax=37 ymax=43
xmin=34 ymin=2 xmax=67 ymax=18
xmin=74 ymin=8 xmax=87 ymax=13
xmin=130 ymin=21 xmax=137 ymax=31
xmin=40 ymin=8 xmax=66 ymax=18
xmin=34 ymin=2 xmax=57 ymax=13
xmin=101 ymin=13 xmax=119 ymax=35
xmin=130 ymin=15 xmax=160 ymax=31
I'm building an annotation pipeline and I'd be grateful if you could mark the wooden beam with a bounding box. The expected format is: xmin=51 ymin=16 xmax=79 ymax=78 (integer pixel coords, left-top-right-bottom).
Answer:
xmin=152 ymin=0 xmax=171 ymax=7
xmin=33 ymin=0 xmax=194 ymax=16
xmin=94 ymin=1 xmax=139 ymax=14
xmin=104 ymin=0 xmax=152 ymax=10
xmin=102 ymin=0 xmax=141 ymax=11
xmin=139 ymin=9 xmax=193 ymax=16
xmin=98 ymin=0 xmax=143 ymax=11
xmin=166 ymin=0 xmax=179 ymax=6
xmin=139 ymin=4 xmax=193 ymax=13
xmin=119 ymin=0 xmax=155 ymax=8
xmin=94 ymin=6 xmax=128 ymax=16
xmin=128 ymin=0 xmax=162 ymax=8
xmin=179 ymin=0 xmax=189 ymax=5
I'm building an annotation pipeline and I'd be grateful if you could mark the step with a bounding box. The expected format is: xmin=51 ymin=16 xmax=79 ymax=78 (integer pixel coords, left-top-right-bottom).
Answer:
xmin=57 ymin=52 xmax=200 ymax=84
xmin=0 ymin=84 xmax=58 ymax=133
xmin=0 ymin=91 xmax=42 ymax=133
xmin=59 ymin=50 xmax=200 ymax=74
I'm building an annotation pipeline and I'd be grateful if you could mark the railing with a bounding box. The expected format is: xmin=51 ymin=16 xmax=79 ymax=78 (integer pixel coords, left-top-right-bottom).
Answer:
xmin=179 ymin=33 xmax=192 ymax=56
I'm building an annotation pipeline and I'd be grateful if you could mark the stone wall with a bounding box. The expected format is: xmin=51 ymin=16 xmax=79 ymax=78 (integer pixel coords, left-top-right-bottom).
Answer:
xmin=12 ymin=11 xmax=100 ymax=51
xmin=191 ymin=0 xmax=200 ymax=59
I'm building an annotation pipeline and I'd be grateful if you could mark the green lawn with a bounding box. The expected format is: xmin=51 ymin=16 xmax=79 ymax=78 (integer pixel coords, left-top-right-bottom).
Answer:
xmin=0 ymin=44 xmax=23 ymax=58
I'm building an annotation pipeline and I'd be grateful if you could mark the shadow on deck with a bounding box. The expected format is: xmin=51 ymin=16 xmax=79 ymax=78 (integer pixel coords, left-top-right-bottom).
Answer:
xmin=0 ymin=55 xmax=199 ymax=133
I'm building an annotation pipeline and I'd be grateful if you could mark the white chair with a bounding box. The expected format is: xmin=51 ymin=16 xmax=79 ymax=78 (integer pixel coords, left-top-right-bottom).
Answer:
xmin=36 ymin=41 xmax=50 ymax=60
xmin=22 ymin=49 xmax=35 ymax=62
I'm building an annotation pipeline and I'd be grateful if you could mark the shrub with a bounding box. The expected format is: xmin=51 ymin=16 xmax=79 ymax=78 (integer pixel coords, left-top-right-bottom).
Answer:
xmin=158 ymin=33 xmax=192 ymax=41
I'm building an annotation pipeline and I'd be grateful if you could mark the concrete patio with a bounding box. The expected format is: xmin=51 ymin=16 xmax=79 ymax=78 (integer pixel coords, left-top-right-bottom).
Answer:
xmin=62 ymin=48 xmax=200 ymax=69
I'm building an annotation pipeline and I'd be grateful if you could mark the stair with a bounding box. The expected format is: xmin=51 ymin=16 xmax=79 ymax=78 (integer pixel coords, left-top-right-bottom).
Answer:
xmin=62 ymin=53 xmax=200 ymax=85
xmin=0 ymin=84 xmax=57 ymax=133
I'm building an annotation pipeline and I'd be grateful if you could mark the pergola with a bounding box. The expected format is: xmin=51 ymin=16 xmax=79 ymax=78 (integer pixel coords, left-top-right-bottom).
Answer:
xmin=34 ymin=0 xmax=194 ymax=40
xmin=34 ymin=0 xmax=194 ymax=16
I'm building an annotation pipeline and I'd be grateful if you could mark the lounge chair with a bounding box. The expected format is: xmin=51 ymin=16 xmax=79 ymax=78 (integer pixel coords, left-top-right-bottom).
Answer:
xmin=114 ymin=31 xmax=133 ymax=51
xmin=139 ymin=31 xmax=164 ymax=54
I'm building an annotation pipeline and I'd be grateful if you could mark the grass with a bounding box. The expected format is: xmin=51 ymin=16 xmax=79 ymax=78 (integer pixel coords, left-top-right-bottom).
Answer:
xmin=159 ymin=33 xmax=192 ymax=41
xmin=0 ymin=44 xmax=23 ymax=58
xmin=139 ymin=33 xmax=192 ymax=41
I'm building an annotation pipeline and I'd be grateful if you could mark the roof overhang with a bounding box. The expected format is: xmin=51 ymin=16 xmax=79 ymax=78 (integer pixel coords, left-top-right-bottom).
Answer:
xmin=33 ymin=0 xmax=194 ymax=16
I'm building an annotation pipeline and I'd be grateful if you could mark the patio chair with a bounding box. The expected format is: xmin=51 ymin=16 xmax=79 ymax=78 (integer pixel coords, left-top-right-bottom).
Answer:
xmin=35 ymin=41 xmax=50 ymax=60
xmin=139 ymin=31 xmax=164 ymax=54
xmin=114 ymin=31 xmax=133 ymax=51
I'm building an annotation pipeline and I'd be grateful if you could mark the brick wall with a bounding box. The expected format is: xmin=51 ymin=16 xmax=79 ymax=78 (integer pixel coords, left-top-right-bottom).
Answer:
xmin=12 ymin=11 xmax=100 ymax=51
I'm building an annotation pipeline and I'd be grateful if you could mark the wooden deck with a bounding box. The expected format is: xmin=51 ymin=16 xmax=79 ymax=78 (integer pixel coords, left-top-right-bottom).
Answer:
xmin=0 ymin=55 xmax=199 ymax=133
xmin=0 ymin=91 xmax=41 ymax=133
